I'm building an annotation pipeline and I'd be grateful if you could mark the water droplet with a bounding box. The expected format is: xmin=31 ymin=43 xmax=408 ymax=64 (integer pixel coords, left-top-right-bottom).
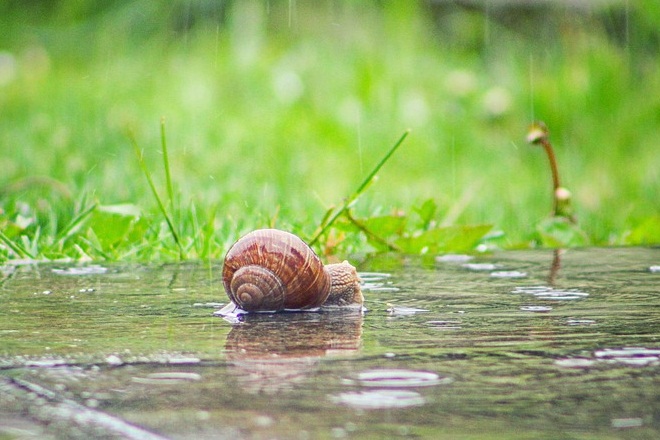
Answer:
xmin=148 ymin=372 xmax=201 ymax=381
xmin=566 ymin=319 xmax=596 ymax=326
xmin=611 ymin=418 xmax=644 ymax=429
xmin=132 ymin=372 xmax=202 ymax=385
xmin=462 ymin=263 xmax=501 ymax=271
xmin=435 ymin=254 xmax=474 ymax=263
xmin=359 ymin=272 xmax=398 ymax=292
xmin=593 ymin=347 xmax=659 ymax=366
xmin=85 ymin=398 xmax=100 ymax=408
xmin=193 ymin=302 xmax=225 ymax=308
xmin=166 ymin=356 xmax=201 ymax=365
xmin=520 ymin=306 xmax=553 ymax=312
xmin=491 ymin=271 xmax=527 ymax=278
xmin=105 ymin=355 xmax=123 ymax=366
xmin=386 ymin=305 xmax=429 ymax=315
xmin=512 ymin=285 xmax=588 ymax=300
xmin=253 ymin=414 xmax=274 ymax=428
xmin=554 ymin=358 xmax=596 ymax=368
xmin=354 ymin=369 xmax=451 ymax=388
xmin=52 ymin=265 xmax=108 ymax=276
xmin=25 ymin=358 xmax=66 ymax=367
xmin=330 ymin=390 xmax=426 ymax=409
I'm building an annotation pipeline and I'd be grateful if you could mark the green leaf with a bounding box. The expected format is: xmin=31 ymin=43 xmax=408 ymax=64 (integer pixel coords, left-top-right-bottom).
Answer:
xmin=395 ymin=224 xmax=492 ymax=254
xmin=362 ymin=215 xmax=407 ymax=238
xmin=413 ymin=198 xmax=437 ymax=229
xmin=89 ymin=204 xmax=144 ymax=250
xmin=536 ymin=217 xmax=589 ymax=247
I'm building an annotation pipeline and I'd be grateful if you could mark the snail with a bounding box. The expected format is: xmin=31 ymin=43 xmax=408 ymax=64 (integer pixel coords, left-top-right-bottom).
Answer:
xmin=218 ymin=229 xmax=363 ymax=314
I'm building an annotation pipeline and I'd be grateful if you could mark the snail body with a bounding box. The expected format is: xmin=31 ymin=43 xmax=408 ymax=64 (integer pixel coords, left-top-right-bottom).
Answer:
xmin=221 ymin=229 xmax=363 ymax=313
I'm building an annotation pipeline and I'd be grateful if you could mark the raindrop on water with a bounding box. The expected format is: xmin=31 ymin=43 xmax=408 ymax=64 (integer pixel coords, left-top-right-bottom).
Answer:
xmin=554 ymin=358 xmax=596 ymax=368
xmin=611 ymin=418 xmax=644 ymax=429
xmin=491 ymin=271 xmax=528 ymax=278
xmin=330 ymin=389 xmax=426 ymax=410
xmin=52 ymin=265 xmax=108 ymax=276
xmin=386 ymin=305 xmax=430 ymax=316
xmin=512 ymin=285 xmax=588 ymax=300
xmin=435 ymin=254 xmax=474 ymax=263
xmin=520 ymin=305 xmax=553 ymax=312
xmin=353 ymin=368 xmax=451 ymax=388
xmin=462 ymin=263 xmax=501 ymax=271
xmin=593 ymin=347 xmax=660 ymax=366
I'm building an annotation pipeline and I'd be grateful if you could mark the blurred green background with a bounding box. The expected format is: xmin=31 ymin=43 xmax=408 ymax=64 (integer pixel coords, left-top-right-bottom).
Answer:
xmin=1 ymin=0 xmax=659 ymax=260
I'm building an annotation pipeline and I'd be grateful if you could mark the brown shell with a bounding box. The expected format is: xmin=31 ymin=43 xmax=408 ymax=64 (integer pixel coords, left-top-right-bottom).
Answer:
xmin=222 ymin=229 xmax=332 ymax=312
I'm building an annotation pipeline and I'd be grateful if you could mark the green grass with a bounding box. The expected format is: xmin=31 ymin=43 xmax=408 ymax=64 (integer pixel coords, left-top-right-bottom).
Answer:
xmin=1 ymin=1 xmax=659 ymax=262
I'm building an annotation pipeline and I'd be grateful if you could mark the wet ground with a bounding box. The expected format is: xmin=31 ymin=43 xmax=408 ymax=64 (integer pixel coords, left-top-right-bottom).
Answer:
xmin=1 ymin=247 xmax=659 ymax=439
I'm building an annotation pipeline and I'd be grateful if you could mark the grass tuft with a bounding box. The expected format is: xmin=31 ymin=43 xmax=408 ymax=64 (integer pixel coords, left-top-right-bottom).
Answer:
xmin=129 ymin=128 xmax=186 ymax=260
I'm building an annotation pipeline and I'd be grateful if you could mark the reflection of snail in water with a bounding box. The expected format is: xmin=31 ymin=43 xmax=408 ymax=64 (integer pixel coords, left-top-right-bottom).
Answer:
xmin=220 ymin=229 xmax=363 ymax=313
xmin=224 ymin=312 xmax=364 ymax=394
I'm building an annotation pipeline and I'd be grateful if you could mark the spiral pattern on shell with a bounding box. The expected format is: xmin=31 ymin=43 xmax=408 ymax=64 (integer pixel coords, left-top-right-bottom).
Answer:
xmin=222 ymin=229 xmax=332 ymax=312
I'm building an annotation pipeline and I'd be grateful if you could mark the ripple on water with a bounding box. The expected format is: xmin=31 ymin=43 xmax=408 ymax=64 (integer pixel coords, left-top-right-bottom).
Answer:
xmin=52 ymin=265 xmax=108 ymax=276
xmin=358 ymin=272 xmax=392 ymax=282
xmin=331 ymin=368 xmax=451 ymax=410
xmin=512 ymin=285 xmax=589 ymax=300
xmin=386 ymin=305 xmax=430 ymax=316
xmin=566 ymin=319 xmax=597 ymax=326
xmin=330 ymin=389 xmax=426 ymax=409
xmin=462 ymin=263 xmax=501 ymax=271
xmin=132 ymin=372 xmax=202 ymax=385
xmin=554 ymin=358 xmax=597 ymax=368
xmin=594 ymin=347 xmax=660 ymax=366
xmin=359 ymin=272 xmax=399 ymax=293
xmin=435 ymin=254 xmax=474 ymax=263
xmin=348 ymin=369 xmax=452 ymax=388
xmin=520 ymin=306 xmax=553 ymax=312
xmin=491 ymin=270 xmax=527 ymax=278
xmin=555 ymin=347 xmax=660 ymax=369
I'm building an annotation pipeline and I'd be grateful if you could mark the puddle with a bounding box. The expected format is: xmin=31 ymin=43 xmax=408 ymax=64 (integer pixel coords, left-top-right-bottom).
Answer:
xmin=1 ymin=247 xmax=659 ymax=438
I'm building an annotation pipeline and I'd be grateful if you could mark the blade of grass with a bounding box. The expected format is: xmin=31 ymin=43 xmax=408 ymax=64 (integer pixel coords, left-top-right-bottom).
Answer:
xmin=129 ymin=130 xmax=186 ymax=259
xmin=309 ymin=129 xmax=410 ymax=246
xmin=160 ymin=117 xmax=175 ymax=210
xmin=53 ymin=203 xmax=98 ymax=247
xmin=345 ymin=210 xmax=401 ymax=252
xmin=0 ymin=230 xmax=35 ymax=259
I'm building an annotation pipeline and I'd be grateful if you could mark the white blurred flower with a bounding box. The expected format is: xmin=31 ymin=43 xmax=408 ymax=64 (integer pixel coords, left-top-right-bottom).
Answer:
xmin=0 ymin=51 xmax=17 ymax=86
xmin=445 ymin=69 xmax=477 ymax=97
xmin=482 ymin=86 xmax=512 ymax=117
xmin=272 ymin=69 xmax=304 ymax=104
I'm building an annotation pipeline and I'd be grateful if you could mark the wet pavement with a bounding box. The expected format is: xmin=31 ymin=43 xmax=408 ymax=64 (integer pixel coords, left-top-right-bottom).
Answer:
xmin=1 ymin=247 xmax=659 ymax=439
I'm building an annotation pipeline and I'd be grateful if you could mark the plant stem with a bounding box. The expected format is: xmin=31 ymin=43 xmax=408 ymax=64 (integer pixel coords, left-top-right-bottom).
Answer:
xmin=527 ymin=122 xmax=562 ymax=217
xmin=345 ymin=210 xmax=401 ymax=252
xmin=308 ymin=130 xmax=410 ymax=246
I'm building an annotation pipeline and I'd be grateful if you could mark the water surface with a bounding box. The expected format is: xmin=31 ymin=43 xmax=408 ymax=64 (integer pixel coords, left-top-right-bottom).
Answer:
xmin=1 ymin=247 xmax=659 ymax=439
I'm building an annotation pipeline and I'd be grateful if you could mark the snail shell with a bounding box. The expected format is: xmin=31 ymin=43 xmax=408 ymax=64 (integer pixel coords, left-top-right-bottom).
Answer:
xmin=222 ymin=229 xmax=362 ymax=313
